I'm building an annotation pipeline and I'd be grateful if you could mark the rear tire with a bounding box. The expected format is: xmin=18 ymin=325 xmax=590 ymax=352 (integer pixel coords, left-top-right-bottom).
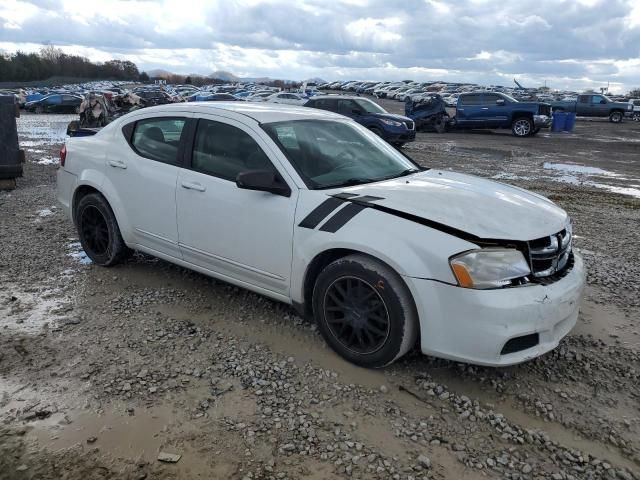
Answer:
xmin=35 ymin=105 xmax=44 ymax=114
xmin=75 ymin=193 xmax=131 ymax=266
xmin=312 ymin=255 xmax=418 ymax=368
xmin=609 ymin=111 xmax=623 ymax=123
xmin=512 ymin=117 xmax=533 ymax=137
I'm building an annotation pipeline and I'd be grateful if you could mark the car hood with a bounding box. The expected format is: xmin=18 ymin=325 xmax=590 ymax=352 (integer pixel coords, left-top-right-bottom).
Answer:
xmin=338 ymin=170 xmax=567 ymax=241
xmin=369 ymin=112 xmax=412 ymax=122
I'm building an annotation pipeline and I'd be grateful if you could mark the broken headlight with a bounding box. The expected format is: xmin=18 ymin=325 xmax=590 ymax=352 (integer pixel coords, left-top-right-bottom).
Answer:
xmin=449 ymin=249 xmax=530 ymax=289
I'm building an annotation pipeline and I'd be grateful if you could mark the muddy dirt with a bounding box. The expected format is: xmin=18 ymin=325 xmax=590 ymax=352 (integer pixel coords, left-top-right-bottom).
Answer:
xmin=0 ymin=109 xmax=639 ymax=480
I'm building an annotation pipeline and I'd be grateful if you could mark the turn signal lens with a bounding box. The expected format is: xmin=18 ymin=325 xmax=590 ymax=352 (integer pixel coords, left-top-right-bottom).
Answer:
xmin=451 ymin=263 xmax=474 ymax=288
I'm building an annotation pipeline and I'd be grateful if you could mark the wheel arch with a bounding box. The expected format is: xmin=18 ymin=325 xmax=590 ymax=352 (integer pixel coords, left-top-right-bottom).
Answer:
xmin=71 ymin=177 xmax=132 ymax=244
xmin=511 ymin=111 xmax=534 ymax=120
xmin=298 ymin=248 xmax=415 ymax=320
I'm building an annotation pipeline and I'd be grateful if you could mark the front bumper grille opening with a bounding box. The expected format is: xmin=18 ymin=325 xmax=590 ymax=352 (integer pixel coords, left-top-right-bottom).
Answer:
xmin=501 ymin=333 xmax=540 ymax=355
xmin=527 ymin=228 xmax=572 ymax=281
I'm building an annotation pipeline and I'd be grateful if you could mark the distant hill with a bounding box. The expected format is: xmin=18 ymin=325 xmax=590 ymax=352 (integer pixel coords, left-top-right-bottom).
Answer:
xmin=210 ymin=70 xmax=240 ymax=82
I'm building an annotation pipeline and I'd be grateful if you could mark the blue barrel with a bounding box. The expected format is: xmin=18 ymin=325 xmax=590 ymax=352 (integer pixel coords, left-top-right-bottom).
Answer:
xmin=551 ymin=112 xmax=567 ymax=132
xmin=563 ymin=112 xmax=576 ymax=132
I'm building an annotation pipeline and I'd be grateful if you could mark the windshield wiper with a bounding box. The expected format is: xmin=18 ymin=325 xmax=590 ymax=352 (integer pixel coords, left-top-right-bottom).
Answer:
xmin=380 ymin=168 xmax=420 ymax=181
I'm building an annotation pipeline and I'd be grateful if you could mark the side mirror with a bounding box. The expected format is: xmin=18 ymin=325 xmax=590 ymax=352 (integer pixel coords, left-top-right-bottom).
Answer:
xmin=236 ymin=170 xmax=291 ymax=197
xmin=496 ymin=99 xmax=506 ymax=106
xmin=600 ymin=99 xmax=607 ymax=104
xmin=351 ymin=109 xmax=362 ymax=115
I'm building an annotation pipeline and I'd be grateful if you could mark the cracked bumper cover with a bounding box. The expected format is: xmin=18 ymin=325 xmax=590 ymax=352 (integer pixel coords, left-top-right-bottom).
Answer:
xmin=534 ymin=115 xmax=551 ymax=128
xmin=405 ymin=252 xmax=585 ymax=366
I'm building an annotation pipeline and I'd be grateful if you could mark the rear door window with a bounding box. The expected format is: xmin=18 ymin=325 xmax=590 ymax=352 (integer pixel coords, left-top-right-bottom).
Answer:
xmin=130 ymin=117 xmax=186 ymax=165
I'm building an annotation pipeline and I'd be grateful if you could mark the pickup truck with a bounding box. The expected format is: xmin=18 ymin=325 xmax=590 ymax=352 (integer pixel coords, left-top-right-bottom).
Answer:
xmin=550 ymin=94 xmax=633 ymax=123
xmin=454 ymin=92 xmax=551 ymax=137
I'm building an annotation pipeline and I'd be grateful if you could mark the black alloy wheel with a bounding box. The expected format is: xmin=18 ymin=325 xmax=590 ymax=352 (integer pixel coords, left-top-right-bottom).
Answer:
xmin=79 ymin=205 xmax=110 ymax=258
xmin=313 ymin=254 xmax=418 ymax=368
xmin=75 ymin=192 xmax=131 ymax=266
xmin=323 ymin=276 xmax=390 ymax=355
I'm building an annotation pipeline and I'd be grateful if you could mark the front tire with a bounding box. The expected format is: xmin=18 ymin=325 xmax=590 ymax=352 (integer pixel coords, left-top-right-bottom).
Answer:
xmin=512 ymin=117 xmax=533 ymax=137
xmin=609 ymin=111 xmax=623 ymax=123
xmin=75 ymin=193 xmax=131 ymax=266
xmin=312 ymin=255 xmax=418 ymax=368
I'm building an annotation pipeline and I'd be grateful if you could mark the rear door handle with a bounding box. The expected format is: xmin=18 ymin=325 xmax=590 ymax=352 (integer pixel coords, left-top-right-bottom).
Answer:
xmin=108 ymin=160 xmax=127 ymax=169
xmin=181 ymin=181 xmax=206 ymax=192
xmin=481 ymin=107 xmax=489 ymax=110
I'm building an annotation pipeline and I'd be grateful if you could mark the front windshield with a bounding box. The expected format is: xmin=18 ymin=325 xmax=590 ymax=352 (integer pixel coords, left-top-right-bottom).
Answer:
xmin=262 ymin=120 xmax=420 ymax=189
xmin=353 ymin=98 xmax=386 ymax=114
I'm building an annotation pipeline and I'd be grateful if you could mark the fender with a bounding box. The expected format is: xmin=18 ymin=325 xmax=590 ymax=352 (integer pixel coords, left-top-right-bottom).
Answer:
xmin=291 ymin=204 xmax=477 ymax=304
xmin=73 ymin=170 xmax=135 ymax=246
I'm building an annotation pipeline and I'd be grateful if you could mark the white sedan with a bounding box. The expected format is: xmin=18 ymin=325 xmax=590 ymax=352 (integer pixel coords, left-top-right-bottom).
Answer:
xmin=57 ymin=103 xmax=585 ymax=368
xmin=266 ymin=92 xmax=307 ymax=106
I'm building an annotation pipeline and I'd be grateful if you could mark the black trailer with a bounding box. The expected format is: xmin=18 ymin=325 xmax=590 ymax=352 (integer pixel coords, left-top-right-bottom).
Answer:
xmin=0 ymin=95 xmax=24 ymax=190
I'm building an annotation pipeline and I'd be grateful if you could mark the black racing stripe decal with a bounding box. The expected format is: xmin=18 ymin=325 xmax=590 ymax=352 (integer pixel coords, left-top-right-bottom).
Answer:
xmin=350 ymin=195 xmax=384 ymax=203
xmin=333 ymin=192 xmax=359 ymax=200
xmin=319 ymin=203 xmax=368 ymax=233
xmin=364 ymin=202 xmax=518 ymax=246
xmin=298 ymin=197 xmax=345 ymax=229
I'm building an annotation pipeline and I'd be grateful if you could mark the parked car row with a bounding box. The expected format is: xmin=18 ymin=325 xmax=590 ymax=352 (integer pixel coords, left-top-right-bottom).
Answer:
xmin=317 ymin=81 xmax=638 ymax=118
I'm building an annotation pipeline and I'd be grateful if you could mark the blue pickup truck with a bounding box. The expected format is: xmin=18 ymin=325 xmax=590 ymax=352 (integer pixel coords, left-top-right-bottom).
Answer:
xmin=454 ymin=92 xmax=552 ymax=137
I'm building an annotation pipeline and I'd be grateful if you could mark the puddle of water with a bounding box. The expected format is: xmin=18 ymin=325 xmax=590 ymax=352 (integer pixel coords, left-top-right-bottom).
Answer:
xmin=543 ymin=162 xmax=621 ymax=177
xmin=17 ymin=114 xmax=76 ymax=146
xmin=29 ymin=406 xmax=175 ymax=461
xmin=497 ymin=161 xmax=640 ymax=199
xmin=0 ymin=287 xmax=69 ymax=334
xmin=575 ymin=296 xmax=636 ymax=346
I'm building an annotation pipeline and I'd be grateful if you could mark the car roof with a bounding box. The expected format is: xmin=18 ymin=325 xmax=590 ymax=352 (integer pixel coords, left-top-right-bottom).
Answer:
xmin=308 ymin=95 xmax=371 ymax=101
xmin=133 ymin=101 xmax=346 ymax=123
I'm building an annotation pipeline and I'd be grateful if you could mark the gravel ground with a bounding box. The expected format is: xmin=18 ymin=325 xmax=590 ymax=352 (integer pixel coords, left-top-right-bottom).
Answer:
xmin=0 ymin=109 xmax=639 ymax=480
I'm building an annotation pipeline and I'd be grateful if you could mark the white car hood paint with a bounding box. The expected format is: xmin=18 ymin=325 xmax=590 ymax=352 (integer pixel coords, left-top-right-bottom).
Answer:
xmin=340 ymin=170 xmax=568 ymax=241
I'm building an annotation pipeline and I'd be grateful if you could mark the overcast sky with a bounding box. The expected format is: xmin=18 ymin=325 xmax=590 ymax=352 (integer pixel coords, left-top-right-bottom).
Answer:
xmin=1 ymin=0 xmax=639 ymax=92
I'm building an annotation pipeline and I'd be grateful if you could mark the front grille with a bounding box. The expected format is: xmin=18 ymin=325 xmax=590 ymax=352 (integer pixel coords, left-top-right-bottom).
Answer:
xmin=404 ymin=120 xmax=415 ymax=130
xmin=527 ymin=228 xmax=572 ymax=279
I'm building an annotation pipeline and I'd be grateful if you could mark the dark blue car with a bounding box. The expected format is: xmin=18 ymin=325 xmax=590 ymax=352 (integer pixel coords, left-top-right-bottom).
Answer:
xmin=304 ymin=95 xmax=415 ymax=146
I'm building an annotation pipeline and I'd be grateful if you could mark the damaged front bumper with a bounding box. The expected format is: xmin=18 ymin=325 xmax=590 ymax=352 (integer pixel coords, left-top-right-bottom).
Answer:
xmin=533 ymin=114 xmax=551 ymax=128
xmin=406 ymin=252 xmax=585 ymax=366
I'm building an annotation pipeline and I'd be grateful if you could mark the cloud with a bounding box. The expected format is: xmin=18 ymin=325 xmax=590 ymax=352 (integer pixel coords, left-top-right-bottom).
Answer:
xmin=0 ymin=0 xmax=639 ymax=91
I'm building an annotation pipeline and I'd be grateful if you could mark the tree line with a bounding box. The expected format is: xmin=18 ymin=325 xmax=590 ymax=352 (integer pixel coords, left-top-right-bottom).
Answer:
xmin=0 ymin=46 xmax=141 ymax=83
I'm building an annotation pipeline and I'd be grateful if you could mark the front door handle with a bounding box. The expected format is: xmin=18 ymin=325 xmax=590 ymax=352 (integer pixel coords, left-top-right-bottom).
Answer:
xmin=108 ymin=160 xmax=127 ymax=169
xmin=481 ymin=107 xmax=489 ymax=110
xmin=181 ymin=181 xmax=206 ymax=192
